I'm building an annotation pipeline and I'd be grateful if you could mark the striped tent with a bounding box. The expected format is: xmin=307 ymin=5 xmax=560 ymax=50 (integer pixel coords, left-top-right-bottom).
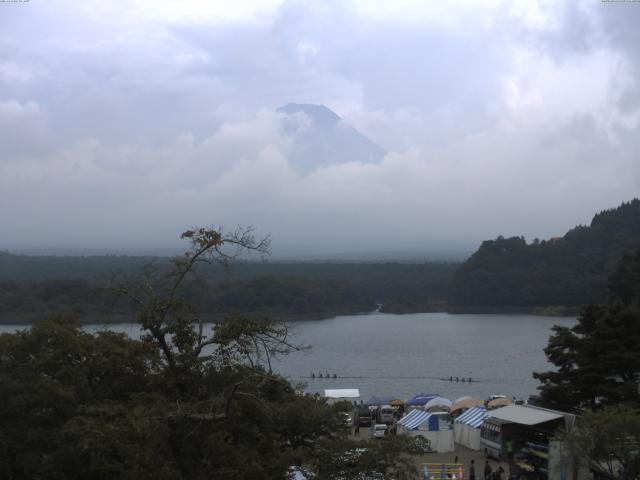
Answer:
xmin=456 ymin=406 xmax=488 ymax=428
xmin=454 ymin=406 xmax=488 ymax=450
xmin=398 ymin=410 xmax=440 ymax=431
xmin=399 ymin=410 xmax=454 ymax=453
xmin=398 ymin=410 xmax=435 ymax=430
xmin=397 ymin=409 xmax=420 ymax=426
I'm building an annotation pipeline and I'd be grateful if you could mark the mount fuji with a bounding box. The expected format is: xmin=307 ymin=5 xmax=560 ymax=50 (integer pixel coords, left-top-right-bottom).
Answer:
xmin=277 ymin=103 xmax=386 ymax=175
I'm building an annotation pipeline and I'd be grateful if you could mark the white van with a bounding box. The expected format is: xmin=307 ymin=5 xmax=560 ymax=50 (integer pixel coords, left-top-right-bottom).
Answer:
xmin=379 ymin=405 xmax=395 ymax=425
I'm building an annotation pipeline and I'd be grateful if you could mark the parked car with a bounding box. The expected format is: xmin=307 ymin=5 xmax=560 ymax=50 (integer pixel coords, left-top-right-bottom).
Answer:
xmin=356 ymin=406 xmax=373 ymax=427
xmin=340 ymin=412 xmax=353 ymax=425
xmin=487 ymin=394 xmax=507 ymax=402
xmin=372 ymin=424 xmax=387 ymax=439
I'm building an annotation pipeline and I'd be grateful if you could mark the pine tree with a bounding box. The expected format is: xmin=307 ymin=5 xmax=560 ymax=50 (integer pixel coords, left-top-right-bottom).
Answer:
xmin=534 ymin=248 xmax=640 ymax=412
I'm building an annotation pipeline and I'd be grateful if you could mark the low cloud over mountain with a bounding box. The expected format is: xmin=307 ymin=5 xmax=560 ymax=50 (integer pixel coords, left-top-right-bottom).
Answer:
xmin=278 ymin=103 xmax=385 ymax=174
xmin=1 ymin=1 xmax=639 ymax=257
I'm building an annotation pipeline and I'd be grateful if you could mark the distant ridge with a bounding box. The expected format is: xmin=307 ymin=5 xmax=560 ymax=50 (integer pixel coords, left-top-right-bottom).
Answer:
xmin=277 ymin=102 xmax=385 ymax=174
xmin=449 ymin=199 xmax=640 ymax=313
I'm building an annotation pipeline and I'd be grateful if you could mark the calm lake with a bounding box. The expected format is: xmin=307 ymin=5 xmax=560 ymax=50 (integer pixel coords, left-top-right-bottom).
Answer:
xmin=0 ymin=312 xmax=575 ymax=402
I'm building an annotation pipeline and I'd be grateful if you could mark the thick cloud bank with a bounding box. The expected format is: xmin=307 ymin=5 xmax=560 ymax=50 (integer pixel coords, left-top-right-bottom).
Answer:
xmin=0 ymin=1 xmax=639 ymax=256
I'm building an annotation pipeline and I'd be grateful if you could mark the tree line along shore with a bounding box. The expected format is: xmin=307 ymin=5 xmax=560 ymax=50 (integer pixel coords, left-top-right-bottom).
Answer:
xmin=1 ymin=198 xmax=639 ymax=324
xmin=2 ymin=224 xmax=639 ymax=479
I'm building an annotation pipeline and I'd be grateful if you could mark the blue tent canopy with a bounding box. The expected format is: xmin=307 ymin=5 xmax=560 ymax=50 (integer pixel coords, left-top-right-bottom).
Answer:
xmin=405 ymin=393 xmax=440 ymax=406
xmin=455 ymin=406 xmax=488 ymax=428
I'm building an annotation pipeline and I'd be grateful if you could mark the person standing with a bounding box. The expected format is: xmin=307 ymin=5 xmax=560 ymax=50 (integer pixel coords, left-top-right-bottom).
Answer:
xmin=483 ymin=460 xmax=492 ymax=479
xmin=469 ymin=459 xmax=476 ymax=480
xmin=506 ymin=438 xmax=514 ymax=467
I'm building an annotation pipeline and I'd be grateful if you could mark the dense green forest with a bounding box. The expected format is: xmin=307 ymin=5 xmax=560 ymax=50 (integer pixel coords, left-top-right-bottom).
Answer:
xmin=2 ymin=199 xmax=639 ymax=323
xmin=0 ymin=227 xmax=425 ymax=479
xmin=449 ymin=199 xmax=640 ymax=313
xmin=0 ymin=253 xmax=456 ymax=324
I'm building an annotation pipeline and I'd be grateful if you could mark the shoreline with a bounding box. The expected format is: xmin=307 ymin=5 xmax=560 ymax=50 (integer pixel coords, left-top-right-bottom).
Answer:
xmin=0 ymin=307 xmax=577 ymax=326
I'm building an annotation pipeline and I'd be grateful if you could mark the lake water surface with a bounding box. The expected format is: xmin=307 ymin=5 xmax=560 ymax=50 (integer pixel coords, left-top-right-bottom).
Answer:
xmin=0 ymin=312 xmax=574 ymax=403
xmin=271 ymin=312 xmax=575 ymax=402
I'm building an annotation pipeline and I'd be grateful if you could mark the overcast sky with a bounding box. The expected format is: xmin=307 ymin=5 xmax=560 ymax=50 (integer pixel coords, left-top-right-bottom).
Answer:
xmin=1 ymin=0 xmax=639 ymax=256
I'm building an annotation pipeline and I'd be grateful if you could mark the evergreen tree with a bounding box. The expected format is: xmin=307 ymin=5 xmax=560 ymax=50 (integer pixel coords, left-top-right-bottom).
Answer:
xmin=451 ymin=199 xmax=640 ymax=311
xmin=534 ymin=248 xmax=640 ymax=412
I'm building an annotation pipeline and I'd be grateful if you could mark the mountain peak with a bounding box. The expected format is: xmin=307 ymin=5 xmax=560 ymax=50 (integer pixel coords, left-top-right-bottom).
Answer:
xmin=276 ymin=102 xmax=385 ymax=175
xmin=277 ymin=103 xmax=341 ymax=128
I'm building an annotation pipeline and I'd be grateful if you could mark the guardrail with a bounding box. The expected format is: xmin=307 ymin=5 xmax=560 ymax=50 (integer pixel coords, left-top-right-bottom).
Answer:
xmin=421 ymin=463 xmax=465 ymax=479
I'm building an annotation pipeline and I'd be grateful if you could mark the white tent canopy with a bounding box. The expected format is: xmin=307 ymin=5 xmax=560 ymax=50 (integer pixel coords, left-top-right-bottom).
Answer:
xmin=488 ymin=405 xmax=563 ymax=426
xmin=424 ymin=396 xmax=452 ymax=410
xmin=323 ymin=389 xmax=360 ymax=400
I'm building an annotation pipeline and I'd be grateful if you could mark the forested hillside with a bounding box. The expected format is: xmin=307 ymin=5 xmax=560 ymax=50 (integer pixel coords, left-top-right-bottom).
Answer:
xmin=449 ymin=199 xmax=640 ymax=312
xmin=4 ymin=199 xmax=639 ymax=322
xmin=0 ymin=226 xmax=425 ymax=479
xmin=0 ymin=254 xmax=456 ymax=323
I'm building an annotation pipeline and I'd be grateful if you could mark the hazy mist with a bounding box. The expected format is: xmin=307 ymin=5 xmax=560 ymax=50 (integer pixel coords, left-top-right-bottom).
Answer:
xmin=1 ymin=1 xmax=639 ymax=258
